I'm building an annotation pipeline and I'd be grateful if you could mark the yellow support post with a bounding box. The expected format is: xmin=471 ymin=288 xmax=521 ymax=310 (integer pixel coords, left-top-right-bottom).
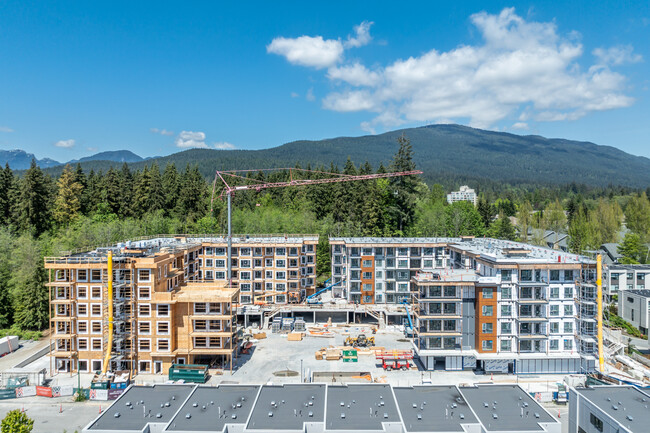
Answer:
xmin=102 ymin=251 xmax=113 ymax=374
xmin=596 ymin=254 xmax=604 ymax=373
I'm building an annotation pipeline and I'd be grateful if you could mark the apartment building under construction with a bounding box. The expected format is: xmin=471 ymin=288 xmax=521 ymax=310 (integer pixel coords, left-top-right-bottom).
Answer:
xmin=330 ymin=236 xmax=598 ymax=373
xmin=45 ymin=235 xmax=318 ymax=374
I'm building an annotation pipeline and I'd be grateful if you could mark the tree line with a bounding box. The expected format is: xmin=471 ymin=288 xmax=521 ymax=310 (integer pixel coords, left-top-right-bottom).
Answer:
xmin=0 ymin=135 xmax=648 ymax=333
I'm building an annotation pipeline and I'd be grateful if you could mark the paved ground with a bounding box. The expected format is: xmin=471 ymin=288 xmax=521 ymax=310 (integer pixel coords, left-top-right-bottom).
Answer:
xmin=0 ymin=398 xmax=103 ymax=433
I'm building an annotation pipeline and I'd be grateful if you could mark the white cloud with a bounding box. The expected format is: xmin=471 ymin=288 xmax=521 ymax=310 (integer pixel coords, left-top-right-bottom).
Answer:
xmin=150 ymin=128 xmax=175 ymax=136
xmin=86 ymin=146 xmax=98 ymax=152
xmin=267 ymin=35 xmax=344 ymax=69
xmin=512 ymin=122 xmax=529 ymax=130
xmin=345 ymin=21 xmax=373 ymax=48
xmin=0 ymin=126 xmax=13 ymax=133
xmin=175 ymin=131 xmax=207 ymax=149
xmin=214 ymin=142 xmax=236 ymax=150
xmin=275 ymin=8 xmax=638 ymax=131
xmin=290 ymin=92 xmax=300 ymax=98
xmin=55 ymin=139 xmax=75 ymax=148
xmin=306 ymin=88 xmax=315 ymax=101
xmin=593 ymin=45 xmax=642 ymax=66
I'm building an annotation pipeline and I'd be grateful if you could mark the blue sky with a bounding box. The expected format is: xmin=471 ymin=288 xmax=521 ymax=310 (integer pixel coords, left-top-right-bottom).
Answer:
xmin=0 ymin=1 xmax=648 ymax=162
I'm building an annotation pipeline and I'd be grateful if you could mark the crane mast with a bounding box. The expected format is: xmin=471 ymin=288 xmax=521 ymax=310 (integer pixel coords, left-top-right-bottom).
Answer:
xmin=210 ymin=167 xmax=423 ymax=288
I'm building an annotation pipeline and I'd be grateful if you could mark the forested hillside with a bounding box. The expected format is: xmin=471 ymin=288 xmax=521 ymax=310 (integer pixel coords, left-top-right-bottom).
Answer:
xmin=37 ymin=124 xmax=650 ymax=190
xmin=0 ymin=135 xmax=649 ymax=338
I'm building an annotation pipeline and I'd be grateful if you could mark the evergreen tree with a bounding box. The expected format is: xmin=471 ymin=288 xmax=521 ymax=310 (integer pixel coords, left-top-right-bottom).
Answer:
xmin=148 ymin=163 xmax=165 ymax=212
xmin=0 ymin=228 xmax=14 ymax=328
xmin=14 ymin=160 xmax=51 ymax=236
xmin=101 ymin=167 xmax=122 ymax=216
xmin=316 ymin=234 xmax=331 ymax=277
xmin=543 ymin=200 xmax=567 ymax=249
xmin=0 ymin=163 xmax=15 ymax=226
xmin=489 ymin=214 xmax=516 ymax=240
xmin=84 ymin=169 xmax=102 ymax=215
xmin=388 ymin=134 xmax=419 ymax=234
xmin=53 ymin=164 xmax=83 ymax=226
xmin=568 ymin=209 xmax=595 ymax=254
xmin=445 ymin=201 xmax=484 ymax=237
xmin=10 ymin=235 xmax=49 ymax=330
xmin=624 ymin=192 xmax=650 ymax=243
xmin=73 ymin=164 xmax=88 ymax=214
xmin=162 ymin=163 xmax=181 ymax=216
xmin=119 ymin=163 xmax=134 ymax=218
xmin=429 ymin=184 xmax=446 ymax=204
xmin=618 ymin=233 xmax=644 ymax=264
xmin=516 ymin=201 xmax=533 ymax=242
xmin=477 ymin=197 xmax=495 ymax=229
xmin=178 ymin=165 xmax=207 ymax=220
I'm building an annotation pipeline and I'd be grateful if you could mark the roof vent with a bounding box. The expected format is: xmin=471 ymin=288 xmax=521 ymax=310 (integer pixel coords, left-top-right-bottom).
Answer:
xmin=185 ymin=414 xmax=191 ymax=419
xmin=384 ymin=413 xmax=389 ymax=419
xmin=156 ymin=413 xmax=162 ymax=419
xmin=192 ymin=402 xmax=198 ymax=408
xmin=417 ymin=414 xmax=422 ymax=421
xmin=341 ymin=413 xmax=346 ymax=419
xmin=309 ymin=411 xmax=313 ymax=418
xmin=126 ymin=402 xmax=132 ymax=406
xmin=236 ymin=402 xmax=242 ymax=408
xmin=165 ymin=402 xmax=170 ymax=408
xmin=627 ymin=415 xmax=634 ymax=421
xmin=114 ymin=412 xmax=120 ymax=418
xmin=535 ymin=413 xmax=540 ymax=419
xmin=459 ymin=414 xmax=465 ymax=420
xmin=492 ymin=413 xmax=498 ymax=419
xmin=268 ymin=411 xmax=273 ymax=417
xmin=340 ymin=401 xmax=345 ymax=406
xmin=612 ymin=405 xmax=619 ymax=410
xmin=484 ymin=402 xmax=489 ymax=407
xmin=232 ymin=414 xmax=237 ymax=420
xmin=413 ymin=403 xmax=417 ymax=408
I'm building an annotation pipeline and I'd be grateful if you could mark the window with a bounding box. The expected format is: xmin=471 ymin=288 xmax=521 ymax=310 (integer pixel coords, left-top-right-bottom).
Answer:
xmin=77 ymin=286 xmax=88 ymax=299
xmin=91 ymin=360 xmax=102 ymax=372
xmin=363 ymin=283 xmax=372 ymax=291
xmin=444 ymin=286 xmax=456 ymax=297
xmin=363 ymin=272 xmax=372 ymax=279
xmin=91 ymin=269 xmax=102 ymax=282
xmin=549 ymin=340 xmax=559 ymax=350
xmin=91 ymin=321 xmax=102 ymax=334
xmin=77 ymin=321 xmax=88 ymax=334
xmin=550 ymin=322 xmax=559 ymax=333
xmin=362 ymin=260 xmax=372 ymax=267
xmin=78 ymin=360 xmax=89 ymax=372
xmin=91 ymin=338 xmax=102 ymax=351
xmin=482 ymin=305 xmax=493 ymax=316
xmin=275 ymin=259 xmax=285 ymax=268
xmin=564 ymin=322 xmax=573 ymax=333
xmin=138 ymin=286 xmax=151 ymax=300
xmin=138 ymin=321 xmax=151 ymax=335
xmin=398 ymin=259 xmax=408 ymax=268
xmin=500 ymin=340 xmax=511 ymax=351
xmin=550 ymin=287 xmax=559 ymax=299
xmin=139 ymin=360 xmax=151 ymax=373
xmin=77 ymin=303 xmax=88 ymax=316
xmin=501 ymin=305 xmax=512 ymax=316
xmin=77 ymin=338 xmax=88 ymax=351
xmin=157 ymin=304 xmax=170 ymax=317
xmin=550 ymin=270 xmax=560 ymax=281
xmin=550 ymin=305 xmax=559 ymax=316
xmin=482 ymin=340 xmax=493 ymax=350
xmin=483 ymin=288 xmax=493 ymax=299
xmin=138 ymin=269 xmax=151 ymax=282
xmin=564 ymin=305 xmax=573 ymax=316
xmin=91 ymin=286 xmax=102 ymax=299
xmin=590 ymin=414 xmax=604 ymax=432
xmin=501 ymin=322 xmax=512 ymax=334
xmin=139 ymin=304 xmax=151 ymax=317
xmin=482 ymin=323 xmax=493 ymax=334
xmin=138 ymin=339 xmax=151 ymax=352
xmin=77 ymin=269 xmax=88 ymax=281
xmin=564 ymin=287 xmax=573 ymax=298
xmin=520 ymin=270 xmax=532 ymax=282
xmin=564 ymin=339 xmax=573 ymax=350
xmin=91 ymin=304 xmax=102 ymax=316
xmin=157 ymin=339 xmax=170 ymax=352
xmin=564 ymin=270 xmax=574 ymax=281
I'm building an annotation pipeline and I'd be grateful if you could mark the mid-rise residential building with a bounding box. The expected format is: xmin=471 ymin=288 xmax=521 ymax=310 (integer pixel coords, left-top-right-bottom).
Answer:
xmin=569 ymin=386 xmax=650 ymax=433
xmin=604 ymin=264 xmax=650 ymax=300
xmin=618 ymin=290 xmax=650 ymax=335
xmin=45 ymin=235 xmax=317 ymax=374
xmin=331 ymin=237 xmax=597 ymax=373
xmin=447 ymin=185 xmax=478 ymax=206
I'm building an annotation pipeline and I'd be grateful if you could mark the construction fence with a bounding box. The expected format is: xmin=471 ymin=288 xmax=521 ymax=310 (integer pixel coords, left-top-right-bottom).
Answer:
xmin=0 ymin=385 xmax=125 ymax=401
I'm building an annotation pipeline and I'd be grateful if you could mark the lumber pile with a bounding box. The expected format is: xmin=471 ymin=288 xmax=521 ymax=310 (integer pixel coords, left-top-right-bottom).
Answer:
xmin=253 ymin=332 xmax=267 ymax=340
xmin=287 ymin=332 xmax=304 ymax=341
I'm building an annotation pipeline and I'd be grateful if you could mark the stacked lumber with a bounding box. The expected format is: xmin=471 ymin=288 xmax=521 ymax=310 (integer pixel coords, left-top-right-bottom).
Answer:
xmin=325 ymin=347 xmax=341 ymax=361
xmin=253 ymin=332 xmax=267 ymax=339
xmin=287 ymin=332 xmax=304 ymax=341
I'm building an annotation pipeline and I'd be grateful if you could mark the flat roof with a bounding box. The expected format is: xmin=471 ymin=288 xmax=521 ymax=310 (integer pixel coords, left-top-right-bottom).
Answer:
xmin=166 ymin=385 xmax=260 ymax=432
xmin=394 ymin=386 xmax=478 ymax=432
xmin=623 ymin=290 xmax=650 ymax=298
xmin=88 ymin=384 xmax=194 ymax=432
xmin=246 ymin=384 xmax=326 ymax=431
xmin=574 ymin=386 xmax=650 ymax=431
xmin=458 ymin=384 xmax=557 ymax=432
xmin=325 ymin=384 xmax=400 ymax=431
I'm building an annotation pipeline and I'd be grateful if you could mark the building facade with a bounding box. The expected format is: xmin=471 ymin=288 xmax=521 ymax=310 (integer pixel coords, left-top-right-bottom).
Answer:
xmin=331 ymin=237 xmax=597 ymax=373
xmin=569 ymin=386 xmax=650 ymax=433
xmin=447 ymin=185 xmax=478 ymax=206
xmin=46 ymin=235 xmax=317 ymax=374
xmin=618 ymin=290 xmax=650 ymax=335
xmin=603 ymin=264 xmax=650 ymax=300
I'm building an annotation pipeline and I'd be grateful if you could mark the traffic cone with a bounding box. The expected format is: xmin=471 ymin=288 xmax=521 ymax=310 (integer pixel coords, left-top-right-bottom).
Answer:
xmin=558 ymin=410 xmax=561 ymax=418
xmin=21 ymin=405 xmax=24 ymax=413
xmin=491 ymin=373 xmax=494 ymax=381
xmin=99 ymin=405 xmax=102 ymax=414
xmin=59 ymin=404 xmax=62 ymax=413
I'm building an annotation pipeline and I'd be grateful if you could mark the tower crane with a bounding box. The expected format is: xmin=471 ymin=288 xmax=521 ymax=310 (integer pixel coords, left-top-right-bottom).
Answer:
xmin=210 ymin=167 xmax=423 ymax=287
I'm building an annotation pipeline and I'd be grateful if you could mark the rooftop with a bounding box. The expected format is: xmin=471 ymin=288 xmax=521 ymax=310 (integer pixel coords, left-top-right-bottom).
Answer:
xmin=325 ymin=384 xmax=400 ymax=430
xmin=246 ymin=384 xmax=326 ymax=431
xmin=88 ymin=384 xmax=194 ymax=432
xmin=624 ymin=290 xmax=650 ymax=298
xmin=608 ymin=264 xmax=650 ymax=271
xmin=394 ymin=385 xmax=478 ymax=432
xmin=573 ymin=386 xmax=650 ymax=431
xmin=166 ymin=385 xmax=259 ymax=432
xmin=458 ymin=384 xmax=556 ymax=432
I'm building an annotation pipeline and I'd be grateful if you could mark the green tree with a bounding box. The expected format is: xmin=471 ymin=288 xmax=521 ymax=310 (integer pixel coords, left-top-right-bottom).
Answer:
xmin=388 ymin=134 xmax=419 ymax=234
xmin=568 ymin=209 xmax=595 ymax=254
xmin=445 ymin=201 xmax=484 ymax=237
xmin=14 ymin=160 xmax=52 ymax=236
xmin=53 ymin=165 xmax=84 ymax=226
xmin=1 ymin=409 xmax=34 ymax=433
xmin=0 ymin=228 xmax=14 ymax=328
xmin=0 ymin=163 xmax=15 ymax=226
xmin=316 ymin=234 xmax=331 ymax=277
xmin=178 ymin=165 xmax=207 ymax=221
xmin=118 ymin=163 xmax=134 ymax=218
xmin=477 ymin=197 xmax=495 ymax=229
xmin=516 ymin=201 xmax=533 ymax=242
xmin=543 ymin=200 xmax=567 ymax=249
xmin=618 ymin=233 xmax=645 ymax=264
xmin=162 ymin=163 xmax=181 ymax=216
xmin=490 ymin=214 xmax=516 ymax=240
xmin=10 ymin=235 xmax=49 ymax=330
xmin=101 ymin=167 xmax=122 ymax=216
xmin=624 ymin=192 xmax=650 ymax=242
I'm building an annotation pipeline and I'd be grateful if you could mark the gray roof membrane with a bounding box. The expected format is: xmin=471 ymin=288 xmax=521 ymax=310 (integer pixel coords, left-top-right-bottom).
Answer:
xmin=166 ymin=385 xmax=260 ymax=432
xmin=326 ymin=384 xmax=400 ymax=431
xmin=459 ymin=384 xmax=556 ymax=432
xmin=246 ymin=384 xmax=326 ymax=430
xmin=394 ymin=386 xmax=478 ymax=432
xmin=88 ymin=385 xmax=194 ymax=431
xmin=575 ymin=386 xmax=650 ymax=431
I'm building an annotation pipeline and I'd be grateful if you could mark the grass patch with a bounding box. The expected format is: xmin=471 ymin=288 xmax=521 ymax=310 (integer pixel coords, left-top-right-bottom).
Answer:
xmin=0 ymin=325 xmax=42 ymax=341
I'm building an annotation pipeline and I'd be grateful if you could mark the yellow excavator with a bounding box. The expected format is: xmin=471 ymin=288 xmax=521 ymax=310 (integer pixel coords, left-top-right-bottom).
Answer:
xmin=344 ymin=334 xmax=375 ymax=348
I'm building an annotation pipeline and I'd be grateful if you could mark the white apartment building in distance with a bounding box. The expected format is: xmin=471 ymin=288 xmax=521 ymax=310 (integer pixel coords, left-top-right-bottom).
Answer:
xmin=447 ymin=185 xmax=478 ymax=205
xmin=330 ymin=236 xmax=597 ymax=374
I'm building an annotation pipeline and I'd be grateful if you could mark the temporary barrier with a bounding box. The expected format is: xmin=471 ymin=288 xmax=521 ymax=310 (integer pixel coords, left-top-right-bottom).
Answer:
xmin=90 ymin=389 xmax=109 ymax=401
xmin=35 ymin=386 xmax=52 ymax=397
xmin=15 ymin=386 xmax=36 ymax=397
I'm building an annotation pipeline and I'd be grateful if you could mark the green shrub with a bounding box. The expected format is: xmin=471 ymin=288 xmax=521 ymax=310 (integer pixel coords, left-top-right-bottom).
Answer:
xmin=0 ymin=325 xmax=42 ymax=341
xmin=1 ymin=409 xmax=34 ymax=433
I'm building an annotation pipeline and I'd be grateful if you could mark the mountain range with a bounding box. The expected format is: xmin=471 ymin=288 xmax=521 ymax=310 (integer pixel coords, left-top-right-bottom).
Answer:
xmin=3 ymin=125 xmax=650 ymax=188
xmin=0 ymin=149 xmax=143 ymax=170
